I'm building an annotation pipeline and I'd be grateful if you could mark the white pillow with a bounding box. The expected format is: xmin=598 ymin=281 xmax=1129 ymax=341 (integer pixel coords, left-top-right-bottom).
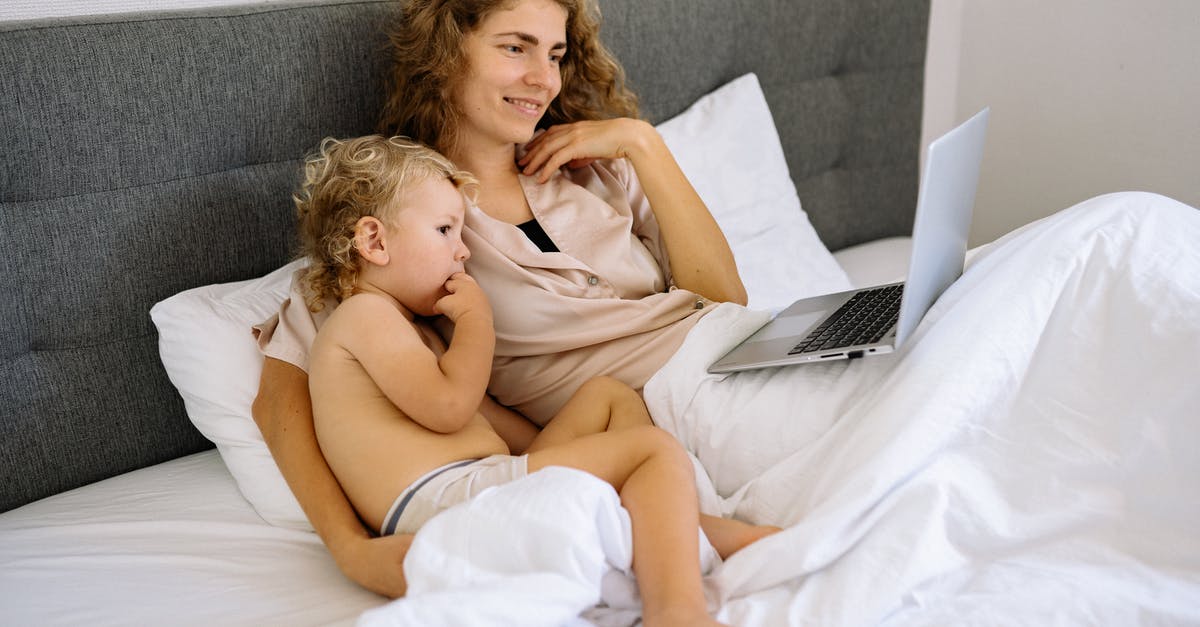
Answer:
xmin=151 ymin=259 xmax=313 ymax=530
xmin=656 ymin=73 xmax=852 ymax=312
xmin=150 ymin=73 xmax=851 ymax=530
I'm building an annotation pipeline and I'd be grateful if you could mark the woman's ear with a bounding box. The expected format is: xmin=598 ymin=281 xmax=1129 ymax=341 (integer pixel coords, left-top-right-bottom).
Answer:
xmin=353 ymin=216 xmax=390 ymax=266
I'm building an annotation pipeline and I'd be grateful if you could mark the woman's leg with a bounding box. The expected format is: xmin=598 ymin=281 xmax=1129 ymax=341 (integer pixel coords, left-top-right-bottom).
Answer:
xmin=528 ymin=425 xmax=726 ymax=627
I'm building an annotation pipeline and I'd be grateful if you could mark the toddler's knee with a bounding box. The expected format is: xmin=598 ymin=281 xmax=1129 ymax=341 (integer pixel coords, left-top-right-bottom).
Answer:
xmin=629 ymin=425 xmax=689 ymax=464
xmin=581 ymin=376 xmax=649 ymax=418
xmin=581 ymin=375 xmax=637 ymax=402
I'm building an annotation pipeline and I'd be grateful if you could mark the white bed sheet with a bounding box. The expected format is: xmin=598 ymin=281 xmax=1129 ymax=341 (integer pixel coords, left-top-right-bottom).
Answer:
xmin=0 ymin=449 xmax=385 ymax=626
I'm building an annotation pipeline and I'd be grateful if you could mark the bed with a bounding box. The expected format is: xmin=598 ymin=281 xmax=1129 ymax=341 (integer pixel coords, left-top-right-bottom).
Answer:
xmin=5 ymin=1 xmax=1200 ymax=625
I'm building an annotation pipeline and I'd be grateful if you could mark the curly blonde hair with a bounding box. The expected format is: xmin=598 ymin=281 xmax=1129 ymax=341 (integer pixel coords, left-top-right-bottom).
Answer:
xmin=378 ymin=0 xmax=639 ymax=155
xmin=294 ymin=135 xmax=477 ymax=311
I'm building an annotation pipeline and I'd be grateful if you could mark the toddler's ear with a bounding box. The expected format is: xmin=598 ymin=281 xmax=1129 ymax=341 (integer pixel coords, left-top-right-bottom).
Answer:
xmin=353 ymin=216 xmax=390 ymax=266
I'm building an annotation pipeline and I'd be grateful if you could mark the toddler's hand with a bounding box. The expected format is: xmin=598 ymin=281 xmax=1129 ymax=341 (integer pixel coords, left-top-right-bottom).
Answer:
xmin=435 ymin=272 xmax=492 ymax=324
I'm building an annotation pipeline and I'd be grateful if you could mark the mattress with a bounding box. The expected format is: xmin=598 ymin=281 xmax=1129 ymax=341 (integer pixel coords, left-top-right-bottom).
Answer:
xmin=0 ymin=450 xmax=383 ymax=625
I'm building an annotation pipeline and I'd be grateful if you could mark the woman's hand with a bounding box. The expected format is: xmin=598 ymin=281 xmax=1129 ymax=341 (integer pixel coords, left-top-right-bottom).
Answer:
xmin=333 ymin=532 xmax=413 ymax=599
xmin=519 ymin=118 xmax=655 ymax=183
xmin=522 ymin=118 xmax=747 ymax=304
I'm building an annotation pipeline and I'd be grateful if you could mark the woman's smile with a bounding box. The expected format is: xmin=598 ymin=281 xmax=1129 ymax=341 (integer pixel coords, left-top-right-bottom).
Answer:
xmin=504 ymin=96 xmax=544 ymax=117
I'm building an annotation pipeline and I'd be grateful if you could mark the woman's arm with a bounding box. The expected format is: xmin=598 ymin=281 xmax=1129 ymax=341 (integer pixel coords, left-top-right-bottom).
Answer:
xmin=252 ymin=357 xmax=409 ymax=598
xmin=520 ymin=118 xmax=748 ymax=305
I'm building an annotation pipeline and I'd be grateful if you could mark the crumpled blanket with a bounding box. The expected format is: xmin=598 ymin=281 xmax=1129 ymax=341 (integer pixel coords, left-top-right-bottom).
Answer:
xmin=357 ymin=466 xmax=718 ymax=626
xmin=361 ymin=192 xmax=1200 ymax=626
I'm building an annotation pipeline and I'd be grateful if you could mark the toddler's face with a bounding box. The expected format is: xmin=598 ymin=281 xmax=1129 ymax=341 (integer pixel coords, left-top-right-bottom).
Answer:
xmin=381 ymin=176 xmax=471 ymax=316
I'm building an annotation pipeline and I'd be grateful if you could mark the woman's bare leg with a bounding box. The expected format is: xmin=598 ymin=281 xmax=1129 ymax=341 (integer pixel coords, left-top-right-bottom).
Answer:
xmin=528 ymin=425 xmax=727 ymax=627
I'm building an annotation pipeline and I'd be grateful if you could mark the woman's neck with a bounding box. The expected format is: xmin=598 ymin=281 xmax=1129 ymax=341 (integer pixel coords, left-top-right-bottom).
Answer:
xmin=449 ymin=141 xmax=536 ymax=225
xmin=449 ymin=141 xmax=521 ymax=183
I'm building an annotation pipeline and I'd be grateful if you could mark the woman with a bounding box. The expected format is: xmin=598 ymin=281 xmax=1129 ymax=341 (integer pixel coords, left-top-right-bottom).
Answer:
xmin=393 ymin=0 xmax=748 ymax=423
xmin=254 ymin=0 xmax=1200 ymax=606
xmin=254 ymin=0 xmax=745 ymax=598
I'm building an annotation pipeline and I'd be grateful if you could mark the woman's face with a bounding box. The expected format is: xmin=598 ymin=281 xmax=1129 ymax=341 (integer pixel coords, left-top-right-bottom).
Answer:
xmin=453 ymin=0 xmax=568 ymax=153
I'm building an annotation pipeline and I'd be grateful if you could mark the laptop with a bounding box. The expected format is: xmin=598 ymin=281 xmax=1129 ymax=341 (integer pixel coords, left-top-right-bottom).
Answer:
xmin=708 ymin=107 xmax=989 ymax=374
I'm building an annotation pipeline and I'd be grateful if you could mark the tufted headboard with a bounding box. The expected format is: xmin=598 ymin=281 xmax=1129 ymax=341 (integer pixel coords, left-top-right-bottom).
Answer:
xmin=0 ymin=0 xmax=928 ymax=512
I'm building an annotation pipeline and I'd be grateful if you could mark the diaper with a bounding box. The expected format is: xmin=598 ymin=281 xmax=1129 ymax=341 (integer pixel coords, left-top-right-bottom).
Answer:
xmin=380 ymin=454 xmax=529 ymax=536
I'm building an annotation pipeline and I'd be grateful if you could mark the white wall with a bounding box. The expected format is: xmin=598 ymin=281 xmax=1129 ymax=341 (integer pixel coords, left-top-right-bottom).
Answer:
xmin=0 ymin=0 xmax=287 ymax=21
xmin=924 ymin=0 xmax=1200 ymax=246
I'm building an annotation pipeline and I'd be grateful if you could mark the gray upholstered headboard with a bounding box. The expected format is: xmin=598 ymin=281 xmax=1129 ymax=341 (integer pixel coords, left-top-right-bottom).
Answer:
xmin=0 ymin=0 xmax=928 ymax=512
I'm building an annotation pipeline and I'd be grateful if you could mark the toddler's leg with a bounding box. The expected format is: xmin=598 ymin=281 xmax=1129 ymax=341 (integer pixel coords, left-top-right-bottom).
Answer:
xmin=531 ymin=378 xmax=779 ymax=562
xmin=529 ymin=425 xmax=727 ymax=627
xmin=526 ymin=376 xmax=652 ymax=453
xmin=699 ymin=515 xmax=782 ymax=560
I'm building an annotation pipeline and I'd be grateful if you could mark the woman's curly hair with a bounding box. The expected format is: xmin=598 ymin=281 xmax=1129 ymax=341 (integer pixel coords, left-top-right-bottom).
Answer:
xmin=294 ymin=135 xmax=477 ymax=311
xmin=378 ymin=0 xmax=639 ymax=156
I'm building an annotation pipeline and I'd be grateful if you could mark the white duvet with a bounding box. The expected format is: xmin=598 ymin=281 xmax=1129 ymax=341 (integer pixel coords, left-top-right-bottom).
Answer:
xmin=361 ymin=192 xmax=1200 ymax=626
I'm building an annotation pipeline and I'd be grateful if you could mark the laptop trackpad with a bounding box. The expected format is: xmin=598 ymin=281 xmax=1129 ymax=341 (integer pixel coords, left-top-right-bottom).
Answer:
xmin=747 ymin=309 xmax=826 ymax=342
xmin=744 ymin=290 xmax=854 ymax=343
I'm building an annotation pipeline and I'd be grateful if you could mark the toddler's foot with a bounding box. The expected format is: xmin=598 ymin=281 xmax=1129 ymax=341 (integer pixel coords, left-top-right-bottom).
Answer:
xmin=643 ymin=607 xmax=729 ymax=627
xmin=701 ymin=515 xmax=783 ymax=559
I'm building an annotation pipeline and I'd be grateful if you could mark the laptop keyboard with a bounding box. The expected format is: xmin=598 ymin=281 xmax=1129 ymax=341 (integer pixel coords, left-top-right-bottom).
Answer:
xmin=788 ymin=284 xmax=903 ymax=355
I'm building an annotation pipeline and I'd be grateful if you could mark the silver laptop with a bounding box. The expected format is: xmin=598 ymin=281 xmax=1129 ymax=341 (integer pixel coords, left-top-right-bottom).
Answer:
xmin=708 ymin=107 xmax=989 ymax=374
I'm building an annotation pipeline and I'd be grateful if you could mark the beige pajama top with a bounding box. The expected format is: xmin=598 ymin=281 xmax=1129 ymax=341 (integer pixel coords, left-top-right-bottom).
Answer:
xmin=256 ymin=158 xmax=714 ymax=425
